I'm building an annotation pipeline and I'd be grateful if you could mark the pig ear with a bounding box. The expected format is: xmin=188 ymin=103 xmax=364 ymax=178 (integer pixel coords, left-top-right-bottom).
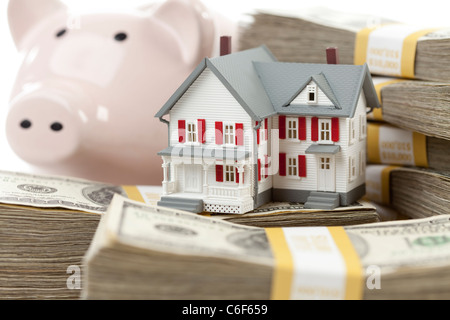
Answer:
xmin=8 ymin=0 xmax=67 ymax=50
xmin=151 ymin=0 xmax=215 ymax=65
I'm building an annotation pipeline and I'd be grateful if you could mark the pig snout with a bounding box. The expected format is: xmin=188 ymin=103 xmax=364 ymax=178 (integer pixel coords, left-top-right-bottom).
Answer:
xmin=6 ymin=88 xmax=85 ymax=165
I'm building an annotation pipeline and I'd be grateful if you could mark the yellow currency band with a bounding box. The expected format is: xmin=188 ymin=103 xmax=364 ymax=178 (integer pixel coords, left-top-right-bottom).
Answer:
xmin=266 ymin=228 xmax=293 ymax=300
xmin=367 ymin=122 xmax=428 ymax=167
xmin=266 ymin=227 xmax=363 ymax=300
xmin=381 ymin=165 xmax=399 ymax=205
xmin=401 ymin=28 xmax=441 ymax=78
xmin=355 ymin=25 xmax=440 ymax=78
xmin=122 ymin=185 xmax=146 ymax=203
xmin=373 ymin=79 xmax=405 ymax=121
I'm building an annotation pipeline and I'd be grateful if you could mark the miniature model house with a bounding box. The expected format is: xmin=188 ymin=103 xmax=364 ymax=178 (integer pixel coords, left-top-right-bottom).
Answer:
xmin=155 ymin=44 xmax=380 ymax=214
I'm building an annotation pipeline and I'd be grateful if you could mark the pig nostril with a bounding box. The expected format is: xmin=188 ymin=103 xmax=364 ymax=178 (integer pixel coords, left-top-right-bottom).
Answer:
xmin=20 ymin=120 xmax=32 ymax=129
xmin=50 ymin=122 xmax=64 ymax=132
xmin=56 ymin=29 xmax=67 ymax=38
xmin=114 ymin=32 xmax=128 ymax=42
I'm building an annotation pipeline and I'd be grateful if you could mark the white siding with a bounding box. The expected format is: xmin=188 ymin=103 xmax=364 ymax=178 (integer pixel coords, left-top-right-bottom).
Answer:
xmin=272 ymin=93 xmax=367 ymax=194
xmin=290 ymin=80 xmax=333 ymax=106
xmin=170 ymin=68 xmax=253 ymax=147
xmin=169 ymin=68 xmax=255 ymax=191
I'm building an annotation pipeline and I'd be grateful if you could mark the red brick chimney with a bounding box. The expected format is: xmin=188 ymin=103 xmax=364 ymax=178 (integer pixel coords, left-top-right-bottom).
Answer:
xmin=326 ymin=47 xmax=339 ymax=64
xmin=220 ymin=36 xmax=232 ymax=56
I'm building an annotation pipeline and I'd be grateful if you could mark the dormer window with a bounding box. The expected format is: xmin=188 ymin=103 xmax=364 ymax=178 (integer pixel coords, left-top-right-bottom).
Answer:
xmin=307 ymin=85 xmax=317 ymax=104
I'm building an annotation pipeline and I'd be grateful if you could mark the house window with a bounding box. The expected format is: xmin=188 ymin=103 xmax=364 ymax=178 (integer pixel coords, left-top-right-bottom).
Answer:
xmin=187 ymin=122 xmax=197 ymax=143
xmin=360 ymin=114 xmax=367 ymax=140
xmin=349 ymin=156 xmax=356 ymax=181
xmin=287 ymin=118 xmax=298 ymax=139
xmin=224 ymin=124 xmax=234 ymax=145
xmin=287 ymin=156 xmax=298 ymax=177
xmin=224 ymin=165 xmax=235 ymax=182
xmin=319 ymin=119 xmax=332 ymax=144
xmin=359 ymin=151 xmax=366 ymax=176
xmin=349 ymin=118 xmax=356 ymax=145
xmin=307 ymin=85 xmax=317 ymax=104
xmin=320 ymin=157 xmax=331 ymax=170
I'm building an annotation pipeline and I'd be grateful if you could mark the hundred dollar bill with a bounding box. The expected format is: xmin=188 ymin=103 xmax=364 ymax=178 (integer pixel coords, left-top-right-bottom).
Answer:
xmin=0 ymin=170 xmax=126 ymax=214
xmin=346 ymin=215 xmax=450 ymax=273
xmin=101 ymin=194 xmax=273 ymax=265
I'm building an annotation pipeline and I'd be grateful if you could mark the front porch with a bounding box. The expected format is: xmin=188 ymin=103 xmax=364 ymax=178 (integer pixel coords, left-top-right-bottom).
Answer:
xmin=158 ymin=151 xmax=254 ymax=214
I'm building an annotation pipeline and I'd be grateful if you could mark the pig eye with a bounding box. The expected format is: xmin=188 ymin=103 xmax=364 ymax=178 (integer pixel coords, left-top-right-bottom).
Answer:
xmin=50 ymin=122 xmax=64 ymax=132
xmin=20 ymin=120 xmax=32 ymax=129
xmin=114 ymin=32 xmax=128 ymax=42
xmin=56 ymin=29 xmax=67 ymax=38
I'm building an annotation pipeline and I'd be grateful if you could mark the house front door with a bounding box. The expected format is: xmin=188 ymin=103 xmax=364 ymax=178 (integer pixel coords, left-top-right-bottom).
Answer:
xmin=184 ymin=164 xmax=203 ymax=193
xmin=317 ymin=156 xmax=335 ymax=192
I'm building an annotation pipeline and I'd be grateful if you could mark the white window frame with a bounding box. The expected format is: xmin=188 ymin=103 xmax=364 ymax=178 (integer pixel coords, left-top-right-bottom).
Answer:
xmin=359 ymin=150 xmax=366 ymax=176
xmin=224 ymin=165 xmax=235 ymax=183
xmin=307 ymin=84 xmax=318 ymax=104
xmin=287 ymin=117 xmax=298 ymax=140
xmin=349 ymin=118 xmax=356 ymax=145
xmin=186 ymin=122 xmax=198 ymax=144
xmin=359 ymin=114 xmax=367 ymax=140
xmin=287 ymin=155 xmax=298 ymax=178
xmin=223 ymin=123 xmax=235 ymax=145
xmin=319 ymin=119 xmax=332 ymax=144
xmin=349 ymin=156 xmax=357 ymax=182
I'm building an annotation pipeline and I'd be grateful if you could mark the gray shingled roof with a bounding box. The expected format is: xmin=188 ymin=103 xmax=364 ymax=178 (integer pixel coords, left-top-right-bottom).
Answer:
xmin=155 ymin=46 xmax=380 ymax=120
xmin=155 ymin=46 xmax=277 ymax=121
xmin=253 ymin=61 xmax=378 ymax=118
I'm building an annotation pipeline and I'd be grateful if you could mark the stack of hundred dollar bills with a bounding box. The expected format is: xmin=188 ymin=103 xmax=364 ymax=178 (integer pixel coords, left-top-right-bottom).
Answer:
xmin=82 ymin=195 xmax=450 ymax=300
xmin=0 ymin=170 xmax=379 ymax=299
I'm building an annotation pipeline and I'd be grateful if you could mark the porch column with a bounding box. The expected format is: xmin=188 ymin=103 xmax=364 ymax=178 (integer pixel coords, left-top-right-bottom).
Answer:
xmin=202 ymin=163 xmax=210 ymax=196
xmin=161 ymin=158 xmax=170 ymax=195
xmin=238 ymin=164 xmax=244 ymax=188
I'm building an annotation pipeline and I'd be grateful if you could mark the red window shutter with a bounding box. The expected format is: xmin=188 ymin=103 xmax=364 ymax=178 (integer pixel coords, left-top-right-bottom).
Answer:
xmin=332 ymin=117 xmax=340 ymax=142
xmin=264 ymin=118 xmax=268 ymax=141
xmin=215 ymin=165 xmax=223 ymax=182
xmin=279 ymin=153 xmax=286 ymax=176
xmin=298 ymin=117 xmax=307 ymax=140
xmin=198 ymin=119 xmax=206 ymax=144
xmin=256 ymin=121 xmax=260 ymax=145
xmin=215 ymin=122 xmax=223 ymax=145
xmin=279 ymin=116 xmax=286 ymax=139
xmin=298 ymin=155 xmax=307 ymax=177
xmin=178 ymin=120 xmax=186 ymax=143
xmin=235 ymin=123 xmax=244 ymax=146
xmin=264 ymin=154 xmax=269 ymax=178
xmin=258 ymin=159 xmax=261 ymax=181
xmin=235 ymin=168 xmax=244 ymax=184
xmin=311 ymin=117 xmax=319 ymax=142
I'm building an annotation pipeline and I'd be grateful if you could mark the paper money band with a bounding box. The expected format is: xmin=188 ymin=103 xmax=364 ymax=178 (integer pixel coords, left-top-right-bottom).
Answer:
xmin=368 ymin=77 xmax=405 ymax=121
xmin=365 ymin=164 xmax=399 ymax=205
xmin=354 ymin=24 xmax=441 ymax=78
xmin=367 ymin=122 xmax=428 ymax=167
xmin=122 ymin=185 xmax=161 ymax=206
xmin=266 ymin=227 xmax=363 ymax=300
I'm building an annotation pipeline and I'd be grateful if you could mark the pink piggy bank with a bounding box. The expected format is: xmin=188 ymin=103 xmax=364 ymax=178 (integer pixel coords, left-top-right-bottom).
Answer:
xmin=6 ymin=0 xmax=237 ymax=185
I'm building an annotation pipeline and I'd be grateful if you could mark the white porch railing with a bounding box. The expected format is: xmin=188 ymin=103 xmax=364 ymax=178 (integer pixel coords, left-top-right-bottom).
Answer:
xmin=162 ymin=181 xmax=176 ymax=195
xmin=208 ymin=186 xmax=251 ymax=199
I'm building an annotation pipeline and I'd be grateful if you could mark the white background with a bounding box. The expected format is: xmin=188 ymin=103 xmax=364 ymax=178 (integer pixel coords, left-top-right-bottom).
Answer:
xmin=0 ymin=0 xmax=448 ymax=175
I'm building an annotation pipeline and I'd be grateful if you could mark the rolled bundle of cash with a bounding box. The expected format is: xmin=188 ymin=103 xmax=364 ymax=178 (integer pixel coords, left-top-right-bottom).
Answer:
xmin=82 ymin=195 xmax=450 ymax=300
xmin=370 ymin=77 xmax=450 ymax=141
xmin=239 ymin=7 xmax=450 ymax=81
xmin=367 ymin=122 xmax=450 ymax=173
xmin=365 ymin=165 xmax=450 ymax=219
